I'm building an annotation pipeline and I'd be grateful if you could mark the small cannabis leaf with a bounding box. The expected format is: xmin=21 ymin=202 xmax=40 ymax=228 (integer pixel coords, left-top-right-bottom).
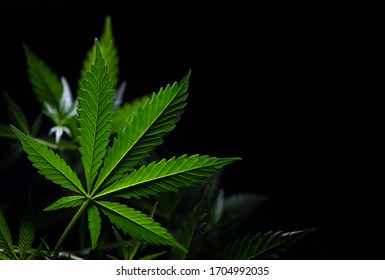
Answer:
xmin=12 ymin=38 xmax=240 ymax=258
xmin=0 ymin=191 xmax=45 ymax=260
xmin=0 ymin=211 xmax=18 ymax=259
xmin=17 ymin=191 xmax=36 ymax=260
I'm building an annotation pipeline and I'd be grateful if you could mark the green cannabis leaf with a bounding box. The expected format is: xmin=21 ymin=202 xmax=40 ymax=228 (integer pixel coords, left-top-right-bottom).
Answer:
xmin=0 ymin=192 xmax=45 ymax=260
xmin=0 ymin=212 xmax=18 ymax=259
xmin=12 ymin=38 xmax=240 ymax=258
xmin=17 ymin=191 xmax=36 ymax=259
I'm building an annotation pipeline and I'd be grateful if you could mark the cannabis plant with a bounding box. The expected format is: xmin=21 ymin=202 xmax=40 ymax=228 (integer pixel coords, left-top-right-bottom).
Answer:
xmin=0 ymin=16 xmax=312 ymax=260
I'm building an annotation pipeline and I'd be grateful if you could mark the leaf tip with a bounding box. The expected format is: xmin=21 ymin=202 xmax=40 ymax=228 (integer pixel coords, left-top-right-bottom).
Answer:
xmin=223 ymin=157 xmax=243 ymax=164
xmin=94 ymin=38 xmax=103 ymax=59
xmin=22 ymin=43 xmax=30 ymax=53
xmin=105 ymin=15 xmax=112 ymax=27
xmin=10 ymin=124 xmax=18 ymax=133
xmin=175 ymin=243 xmax=188 ymax=254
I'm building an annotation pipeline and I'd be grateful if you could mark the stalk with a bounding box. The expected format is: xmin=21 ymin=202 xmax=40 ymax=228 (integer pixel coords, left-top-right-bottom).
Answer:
xmin=52 ymin=200 xmax=89 ymax=258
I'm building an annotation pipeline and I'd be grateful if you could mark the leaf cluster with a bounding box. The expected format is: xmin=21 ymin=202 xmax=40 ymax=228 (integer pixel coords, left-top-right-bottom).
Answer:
xmin=0 ymin=16 xmax=312 ymax=260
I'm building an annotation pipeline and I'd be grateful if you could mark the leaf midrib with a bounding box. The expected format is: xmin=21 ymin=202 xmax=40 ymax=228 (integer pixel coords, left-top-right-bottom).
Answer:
xmin=86 ymin=67 xmax=103 ymax=192
xmin=93 ymin=158 xmax=219 ymax=198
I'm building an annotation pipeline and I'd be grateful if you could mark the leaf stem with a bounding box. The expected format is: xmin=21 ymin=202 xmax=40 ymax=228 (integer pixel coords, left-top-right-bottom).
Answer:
xmin=52 ymin=200 xmax=89 ymax=258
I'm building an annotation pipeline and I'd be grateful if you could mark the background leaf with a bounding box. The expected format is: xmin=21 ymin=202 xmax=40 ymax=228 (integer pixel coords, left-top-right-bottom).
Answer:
xmin=139 ymin=251 xmax=167 ymax=260
xmin=172 ymin=202 xmax=207 ymax=260
xmin=3 ymin=92 xmax=30 ymax=134
xmin=17 ymin=189 xmax=35 ymax=259
xmin=0 ymin=124 xmax=18 ymax=139
xmin=24 ymin=45 xmax=62 ymax=110
xmin=111 ymin=95 xmax=149 ymax=134
xmin=211 ymin=192 xmax=267 ymax=230
xmin=79 ymin=15 xmax=119 ymax=92
xmin=215 ymin=229 xmax=314 ymax=260
xmin=112 ymin=225 xmax=130 ymax=260
xmin=0 ymin=211 xmax=17 ymax=259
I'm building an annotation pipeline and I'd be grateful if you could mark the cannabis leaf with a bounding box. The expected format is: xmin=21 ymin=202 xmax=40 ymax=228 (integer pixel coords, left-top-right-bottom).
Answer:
xmin=17 ymin=191 xmax=36 ymax=259
xmin=0 ymin=212 xmax=18 ymax=259
xmin=24 ymin=45 xmax=78 ymax=141
xmin=3 ymin=92 xmax=31 ymax=135
xmin=13 ymin=35 xmax=240 ymax=257
xmin=24 ymin=45 xmax=63 ymax=110
xmin=215 ymin=229 xmax=314 ymax=260
xmin=213 ymin=192 xmax=267 ymax=229
xmin=0 ymin=191 xmax=43 ymax=260
xmin=0 ymin=124 xmax=17 ymax=139
xmin=172 ymin=202 xmax=207 ymax=260
xmin=80 ymin=15 xmax=119 ymax=92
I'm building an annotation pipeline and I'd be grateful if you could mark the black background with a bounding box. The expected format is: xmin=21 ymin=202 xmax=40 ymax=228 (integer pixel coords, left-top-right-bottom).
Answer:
xmin=0 ymin=0 xmax=383 ymax=259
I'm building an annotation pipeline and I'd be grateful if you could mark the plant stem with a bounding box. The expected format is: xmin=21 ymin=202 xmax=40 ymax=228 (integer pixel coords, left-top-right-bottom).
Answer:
xmin=52 ymin=200 xmax=89 ymax=259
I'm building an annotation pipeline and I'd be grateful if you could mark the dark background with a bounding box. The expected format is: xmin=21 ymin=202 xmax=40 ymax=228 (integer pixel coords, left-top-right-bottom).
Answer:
xmin=0 ymin=0 xmax=383 ymax=259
